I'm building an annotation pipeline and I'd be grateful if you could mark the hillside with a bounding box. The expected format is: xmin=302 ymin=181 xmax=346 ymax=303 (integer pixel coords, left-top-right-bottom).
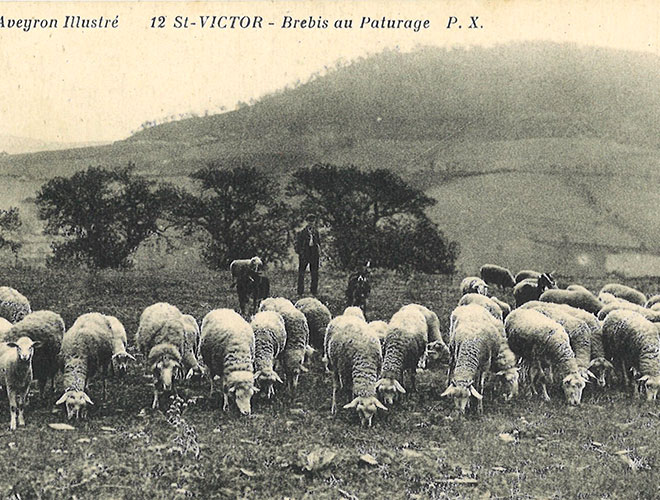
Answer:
xmin=0 ymin=134 xmax=109 ymax=156
xmin=1 ymin=42 xmax=660 ymax=275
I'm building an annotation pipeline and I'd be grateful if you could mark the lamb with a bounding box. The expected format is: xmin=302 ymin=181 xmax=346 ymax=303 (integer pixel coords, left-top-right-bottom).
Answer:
xmin=0 ymin=336 xmax=40 ymax=430
xmin=480 ymin=264 xmax=516 ymax=291
xmin=135 ymin=303 xmax=187 ymax=409
xmin=599 ymin=283 xmax=647 ymax=307
xmin=513 ymin=273 xmax=557 ymax=308
xmin=504 ymin=308 xmax=586 ymax=405
xmin=0 ymin=286 xmax=31 ymax=323
xmin=105 ymin=315 xmax=135 ymax=376
xmin=519 ymin=302 xmax=594 ymax=383
xmin=326 ymin=314 xmax=386 ymax=426
xmin=258 ymin=297 xmax=310 ymax=391
xmin=602 ymin=309 xmax=660 ymax=400
xmin=345 ymin=262 xmax=371 ymax=316
xmin=294 ymin=297 xmax=331 ymax=352
xmin=539 ymin=287 xmax=602 ymax=315
xmin=441 ymin=304 xmax=502 ymax=413
xmin=514 ymin=270 xmax=542 ymax=284
xmin=200 ymin=309 xmax=258 ymax=415
xmin=251 ymin=311 xmax=287 ymax=399
xmin=646 ymin=295 xmax=660 ymax=309
xmin=56 ymin=313 xmax=115 ymax=419
xmin=230 ymin=256 xmax=267 ymax=316
xmin=1 ymin=310 xmax=65 ymax=398
xmin=459 ymin=276 xmax=488 ymax=296
xmin=375 ymin=307 xmax=428 ymax=406
xmin=458 ymin=294 xmax=504 ymax=321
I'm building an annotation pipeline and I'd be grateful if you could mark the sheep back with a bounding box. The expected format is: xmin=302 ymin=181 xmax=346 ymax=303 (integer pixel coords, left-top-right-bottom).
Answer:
xmin=480 ymin=264 xmax=515 ymax=289
xmin=381 ymin=308 xmax=428 ymax=380
xmin=0 ymin=287 xmax=31 ymax=323
xmin=295 ymin=297 xmax=331 ymax=350
xmin=200 ymin=309 xmax=254 ymax=380
xmin=600 ymin=284 xmax=647 ymax=307
xmin=539 ymin=288 xmax=602 ymax=315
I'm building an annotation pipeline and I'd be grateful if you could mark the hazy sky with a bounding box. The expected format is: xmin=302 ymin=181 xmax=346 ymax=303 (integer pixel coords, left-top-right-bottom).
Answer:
xmin=1 ymin=0 xmax=659 ymax=143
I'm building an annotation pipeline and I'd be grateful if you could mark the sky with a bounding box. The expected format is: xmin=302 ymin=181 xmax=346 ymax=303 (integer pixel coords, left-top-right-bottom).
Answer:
xmin=1 ymin=0 xmax=659 ymax=143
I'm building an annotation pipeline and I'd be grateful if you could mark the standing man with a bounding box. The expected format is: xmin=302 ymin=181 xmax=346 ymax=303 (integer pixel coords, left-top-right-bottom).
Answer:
xmin=296 ymin=214 xmax=321 ymax=296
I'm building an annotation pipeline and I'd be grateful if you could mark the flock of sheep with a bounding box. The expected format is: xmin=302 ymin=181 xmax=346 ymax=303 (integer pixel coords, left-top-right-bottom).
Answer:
xmin=0 ymin=262 xmax=660 ymax=430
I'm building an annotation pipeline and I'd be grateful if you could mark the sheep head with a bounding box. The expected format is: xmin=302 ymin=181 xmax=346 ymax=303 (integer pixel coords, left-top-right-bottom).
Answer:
xmin=441 ymin=382 xmax=482 ymax=413
xmin=249 ymin=256 xmax=263 ymax=273
xmin=226 ymin=371 xmax=259 ymax=415
xmin=112 ymin=351 xmax=136 ymax=375
xmin=562 ymin=373 xmax=586 ymax=405
xmin=495 ymin=367 xmax=520 ymax=400
xmin=152 ymin=357 xmax=182 ymax=392
xmin=6 ymin=337 xmax=40 ymax=364
xmin=426 ymin=340 xmax=451 ymax=366
xmin=343 ymin=395 xmax=387 ymax=427
xmin=254 ymin=369 xmax=284 ymax=399
xmin=56 ymin=390 xmax=93 ymax=420
xmin=375 ymin=377 xmax=406 ymax=406
xmin=588 ymin=358 xmax=614 ymax=387
xmin=638 ymin=375 xmax=660 ymax=401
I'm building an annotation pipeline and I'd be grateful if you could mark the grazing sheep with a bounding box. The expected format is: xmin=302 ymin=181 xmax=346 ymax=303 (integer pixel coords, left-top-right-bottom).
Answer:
xmin=251 ymin=311 xmax=287 ymax=399
xmin=230 ymin=256 xmax=267 ymax=316
xmin=367 ymin=320 xmax=388 ymax=347
xmin=398 ymin=303 xmax=450 ymax=366
xmin=505 ymin=308 xmax=586 ymax=405
xmin=519 ymin=302 xmax=594 ymax=383
xmin=646 ymin=295 xmax=660 ymax=309
xmin=345 ymin=262 xmax=372 ymax=316
xmin=180 ymin=314 xmax=205 ymax=379
xmin=2 ymin=311 xmax=65 ymax=398
xmin=480 ymin=264 xmax=516 ymax=291
xmin=258 ymin=297 xmax=310 ymax=391
xmin=135 ymin=303 xmax=186 ymax=409
xmin=295 ymin=297 xmax=331 ymax=351
xmin=56 ymin=313 xmax=115 ymax=419
xmin=513 ymin=274 xmax=557 ymax=308
xmin=0 ymin=336 xmax=40 ymax=430
xmin=600 ymin=283 xmax=647 ymax=307
xmin=597 ymin=300 xmax=660 ymax=322
xmin=375 ymin=307 xmax=428 ymax=406
xmin=441 ymin=304 xmax=502 ymax=413
xmin=490 ymin=297 xmax=512 ymax=319
xmin=602 ymin=309 xmax=660 ymax=400
xmin=105 ymin=315 xmax=135 ymax=376
xmin=0 ymin=287 xmax=31 ymax=324
xmin=460 ymin=276 xmax=488 ymax=296
xmin=326 ymin=315 xmax=386 ymax=426
xmin=201 ymin=309 xmax=258 ymax=415
xmin=458 ymin=294 xmax=504 ymax=321
xmin=514 ymin=270 xmax=542 ymax=284
xmin=539 ymin=287 xmax=602 ymax=315
xmin=598 ymin=291 xmax=622 ymax=305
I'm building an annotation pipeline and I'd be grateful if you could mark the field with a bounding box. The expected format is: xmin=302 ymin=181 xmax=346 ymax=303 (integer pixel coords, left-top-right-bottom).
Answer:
xmin=1 ymin=266 xmax=660 ymax=499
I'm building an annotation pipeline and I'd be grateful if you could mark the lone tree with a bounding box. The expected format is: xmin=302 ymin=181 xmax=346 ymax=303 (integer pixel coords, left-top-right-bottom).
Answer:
xmin=0 ymin=207 xmax=23 ymax=262
xmin=36 ymin=164 xmax=176 ymax=268
xmin=288 ymin=163 xmax=458 ymax=272
xmin=176 ymin=163 xmax=291 ymax=269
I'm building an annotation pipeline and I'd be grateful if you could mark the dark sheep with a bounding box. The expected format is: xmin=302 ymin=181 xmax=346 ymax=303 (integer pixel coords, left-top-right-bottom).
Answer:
xmin=480 ymin=264 xmax=516 ymax=291
xmin=345 ymin=262 xmax=371 ymax=317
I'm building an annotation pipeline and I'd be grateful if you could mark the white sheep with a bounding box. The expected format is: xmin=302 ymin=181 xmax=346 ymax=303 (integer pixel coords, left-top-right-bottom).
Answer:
xmin=441 ymin=304 xmax=502 ymax=413
xmin=599 ymin=283 xmax=647 ymax=307
xmin=645 ymin=295 xmax=660 ymax=309
xmin=0 ymin=318 xmax=11 ymax=335
xmin=539 ymin=287 xmax=602 ymax=315
xmin=56 ymin=313 xmax=115 ymax=419
xmin=513 ymin=274 xmax=557 ymax=308
xmin=181 ymin=314 xmax=205 ymax=379
xmin=459 ymin=276 xmax=488 ymax=296
xmin=597 ymin=300 xmax=660 ymax=322
xmin=2 ymin=310 xmax=65 ymax=398
xmin=295 ymin=297 xmax=331 ymax=352
xmin=490 ymin=296 xmax=512 ymax=319
xmin=251 ymin=311 xmax=287 ymax=399
xmin=135 ymin=303 xmax=187 ymax=409
xmin=375 ymin=307 xmax=428 ymax=406
xmin=458 ymin=294 xmax=504 ymax=321
xmin=398 ymin=303 xmax=450 ymax=367
xmin=602 ymin=309 xmax=660 ymax=400
xmin=342 ymin=306 xmax=366 ymax=321
xmin=0 ymin=336 xmax=40 ymax=430
xmin=104 ymin=315 xmax=135 ymax=376
xmin=367 ymin=320 xmax=388 ymax=347
xmin=258 ymin=297 xmax=310 ymax=392
xmin=0 ymin=286 xmax=31 ymax=324
xmin=480 ymin=264 xmax=516 ymax=291
xmin=505 ymin=308 xmax=586 ymax=405
xmin=200 ymin=309 xmax=258 ymax=415
xmin=326 ymin=315 xmax=386 ymax=426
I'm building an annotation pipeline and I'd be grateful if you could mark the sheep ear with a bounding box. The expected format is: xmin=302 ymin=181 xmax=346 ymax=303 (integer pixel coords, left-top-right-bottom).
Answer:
xmin=126 ymin=352 xmax=136 ymax=361
xmin=31 ymin=341 xmax=42 ymax=349
xmin=300 ymin=365 xmax=309 ymax=373
xmin=374 ymin=399 xmax=388 ymax=411
xmin=394 ymin=380 xmax=406 ymax=394
xmin=494 ymin=370 xmax=506 ymax=376
xmin=83 ymin=393 xmax=94 ymax=405
xmin=440 ymin=386 xmax=454 ymax=398
xmin=587 ymin=370 xmax=597 ymax=380
xmin=5 ymin=342 xmax=18 ymax=349
xmin=275 ymin=373 xmax=284 ymax=384
xmin=604 ymin=360 xmax=615 ymax=370
xmin=343 ymin=397 xmax=360 ymax=409
xmin=55 ymin=393 xmax=69 ymax=405
xmin=253 ymin=371 xmax=261 ymax=381
xmin=638 ymin=375 xmax=650 ymax=382
xmin=252 ymin=385 xmax=260 ymax=393
xmin=185 ymin=368 xmax=195 ymax=380
xmin=469 ymin=385 xmax=483 ymax=400
xmin=228 ymin=386 xmax=236 ymax=393
xmin=375 ymin=379 xmax=383 ymax=390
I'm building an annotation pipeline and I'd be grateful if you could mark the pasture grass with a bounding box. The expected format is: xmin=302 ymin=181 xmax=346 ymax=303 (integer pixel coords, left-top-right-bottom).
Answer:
xmin=0 ymin=266 xmax=659 ymax=499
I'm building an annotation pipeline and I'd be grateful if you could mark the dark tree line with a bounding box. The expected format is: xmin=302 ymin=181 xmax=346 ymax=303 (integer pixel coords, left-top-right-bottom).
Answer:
xmin=35 ymin=162 xmax=458 ymax=273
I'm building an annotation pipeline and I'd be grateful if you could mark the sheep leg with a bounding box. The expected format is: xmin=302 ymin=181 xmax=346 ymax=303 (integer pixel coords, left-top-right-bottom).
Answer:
xmin=540 ymin=380 xmax=551 ymax=402
xmin=151 ymin=388 xmax=160 ymax=410
xmin=410 ymin=371 xmax=417 ymax=393
xmin=223 ymin=391 xmax=229 ymax=411
xmin=331 ymin=372 xmax=340 ymax=415
xmin=17 ymin=391 xmax=26 ymax=427
xmin=619 ymin=360 xmax=630 ymax=390
xmin=38 ymin=377 xmax=47 ymax=400
xmin=7 ymin=388 xmax=17 ymax=431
